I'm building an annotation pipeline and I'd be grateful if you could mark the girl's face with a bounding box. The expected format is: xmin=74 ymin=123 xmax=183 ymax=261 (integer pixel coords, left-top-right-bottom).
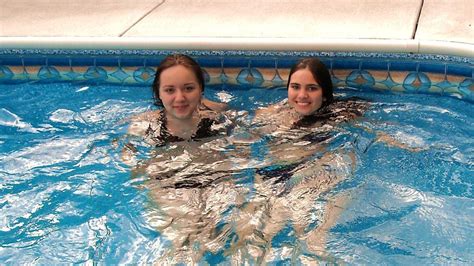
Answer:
xmin=159 ymin=65 xmax=202 ymax=120
xmin=287 ymin=68 xmax=324 ymax=116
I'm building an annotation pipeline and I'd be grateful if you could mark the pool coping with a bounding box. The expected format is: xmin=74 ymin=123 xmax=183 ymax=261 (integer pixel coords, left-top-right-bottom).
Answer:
xmin=1 ymin=37 xmax=473 ymax=58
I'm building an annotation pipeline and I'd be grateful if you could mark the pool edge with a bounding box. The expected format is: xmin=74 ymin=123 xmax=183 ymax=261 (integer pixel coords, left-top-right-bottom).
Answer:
xmin=0 ymin=37 xmax=472 ymax=58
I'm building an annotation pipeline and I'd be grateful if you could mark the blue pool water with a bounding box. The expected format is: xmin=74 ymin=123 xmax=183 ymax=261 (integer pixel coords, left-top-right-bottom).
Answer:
xmin=0 ymin=82 xmax=472 ymax=264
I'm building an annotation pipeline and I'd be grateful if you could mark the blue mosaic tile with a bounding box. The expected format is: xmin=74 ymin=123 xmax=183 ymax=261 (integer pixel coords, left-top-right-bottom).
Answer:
xmin=418 ymin=62 xmax=446 ymax=74
xmin=47 ymin=57 xmax=71 ymax=66
xmin=94 ymin=57 xmax=120 ymax=67
xmin=403 ymin=72 xmax=431 ymax=92
xmin=143 ymin=57 xmax=163 ymax=67
xmin=64 ymin=69 xmax=82 ymax=80
xmin=319 ymin=58 xmax=332 ymax=69
xmin=0 ymin=56 xmax=23 ymax=66
xmin=133 ymin=67 xmax=155 ymax=83
xmin=1 ymin=49 xmax=471 ymax=64
xmin=447 ymin=64 xmax=473 ymax=77
xmin=331 ymin=76 xmax=344 ymax=86
xmin=346 ymin=70 xmax=375 ymax=89
xmin=196 ymin=57 xmax=224 ymax=68
xmin=236 ymin=68 xmax=264 ymax=86
xmin=120 ymin=57 xmax=148 ymax=67
xmin=219 ymin=72 xmax=229 ymax=84
xmin=22 ymin=57 xmax=46 ymax=66
xmin=70 ymin=57 xmax=96 ymax=67
xmin=38 ymin=66 xmax=60 ymax=80
xmin=458 ymin=78 xmax=473 ymax=98
xmin=389 ymin=61 xmax=418 ymax=72
xmin=274 ymin=57 xmax=300 ymax=68
xmin=203 ymin=69 xmax=210 ymax=84
xmin=84 ymin=66 xmax=108 ymax=81
xmin=380 ymin=75 xmax=400 ymax=88
xmin=0 ymin=66 xmax=14 ymax=80
xmin=249 ymin=58 xmax=278 ymax=68
xmin=15 ymin=68 xmax=30 ymax=80
xmin=361 ymin=60 xmax=389 ymax=71
xmin=332 ymin=59 xmax=361 ymax=70
xmin=271 ymin=70 xmax=285 ymax=86
xmin=435 ymin=79 xmax=455 ymax=90
xmin=0 ymin=48 xmax=472 ymax=101
xmin=222 ymin=57 xmax=254 ymax=68
xmin=110 ymin=67 xmax=130 ymax=82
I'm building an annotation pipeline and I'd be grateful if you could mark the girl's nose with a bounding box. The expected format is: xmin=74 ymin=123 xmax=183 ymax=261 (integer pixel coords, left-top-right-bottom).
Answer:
xmin=175 ymin=89 xmax=185 ymax=101
xmin=297 ymin=88 xmax=308 ymax=98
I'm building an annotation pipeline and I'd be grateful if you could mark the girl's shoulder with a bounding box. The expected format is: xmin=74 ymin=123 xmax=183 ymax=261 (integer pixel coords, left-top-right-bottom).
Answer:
xmin=255 ymin=99 xmax=289 ymax=116
xmin=128 ymin=110 xmax=162 ymax=137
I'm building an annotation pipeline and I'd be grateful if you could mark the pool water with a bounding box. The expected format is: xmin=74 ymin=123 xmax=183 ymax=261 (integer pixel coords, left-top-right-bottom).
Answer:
xmin=0 ymin=82 xmax=472 ymax=264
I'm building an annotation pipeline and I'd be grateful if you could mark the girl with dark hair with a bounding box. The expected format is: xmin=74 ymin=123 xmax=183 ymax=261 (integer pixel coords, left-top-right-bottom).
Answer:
xmin=126 ymin=54 xmax=230 ymax=147
xmin=255 ymin=57 xmax=366 ymax=130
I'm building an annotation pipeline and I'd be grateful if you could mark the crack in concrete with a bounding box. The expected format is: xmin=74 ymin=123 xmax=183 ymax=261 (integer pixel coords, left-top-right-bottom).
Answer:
xmin=119 ymin=0 xmax=166 ymax=37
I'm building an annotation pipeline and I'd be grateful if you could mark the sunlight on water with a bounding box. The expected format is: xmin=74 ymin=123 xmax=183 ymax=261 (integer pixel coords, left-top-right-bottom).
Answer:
xmin=0 ymin=83 xmax=472 ymax=264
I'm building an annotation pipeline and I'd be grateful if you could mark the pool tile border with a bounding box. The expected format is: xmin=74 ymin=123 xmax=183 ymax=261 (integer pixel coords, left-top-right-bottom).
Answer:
xmin=0 ymin=47 xmax=472 ymax=103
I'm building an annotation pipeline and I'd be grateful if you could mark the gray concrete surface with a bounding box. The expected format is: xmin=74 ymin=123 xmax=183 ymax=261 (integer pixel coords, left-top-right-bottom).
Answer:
xmin=415 ymin=0 xmax=473 ymax=44
xmin=0 ymin=0 xmax=472 ymax=44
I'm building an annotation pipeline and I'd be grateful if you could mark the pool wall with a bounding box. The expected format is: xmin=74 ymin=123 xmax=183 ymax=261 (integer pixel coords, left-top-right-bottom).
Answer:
xmin=0 ymin=37 xmax=472 ymax=102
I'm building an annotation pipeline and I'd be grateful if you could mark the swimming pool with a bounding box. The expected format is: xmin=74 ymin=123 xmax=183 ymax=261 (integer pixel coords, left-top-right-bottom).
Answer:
xmin=0 ymin=44 xmax=473 ymax=264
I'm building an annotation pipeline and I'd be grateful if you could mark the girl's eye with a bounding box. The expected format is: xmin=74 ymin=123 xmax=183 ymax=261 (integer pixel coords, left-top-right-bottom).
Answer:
xmin=163 ymin=87 xmax=175 ymax=94
xmin=308 ymin=86 xmax=321 ymax=91
xmin=290 ymin=84 xmax=300 ymax=90
xmin=184 ymin=86 xmax=195 ymax=92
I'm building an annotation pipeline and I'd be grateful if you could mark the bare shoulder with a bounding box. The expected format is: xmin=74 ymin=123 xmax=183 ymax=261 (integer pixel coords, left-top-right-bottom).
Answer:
xmin=131 ymin=110 xmax=161 ymax=122
xmin=128 ymin=110 xmax=161 ymax=136
xmin=201 ymin=98 xmax=229 ymax=112
xmin=255 ymin=104 xmax=278 ymax=116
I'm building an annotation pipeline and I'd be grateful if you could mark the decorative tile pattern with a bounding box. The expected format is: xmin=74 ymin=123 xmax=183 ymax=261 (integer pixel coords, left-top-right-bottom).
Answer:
xmin=0 ymin=49 xmax=472 ymax=102
xmin=84 ymin=66 xmax=108 ymax=82
xmin=38 ymin=66 xmax=60 ymax=81
xmin=0 ymin=66 xmax=14 ymax=81
xmin=133 ymin=67 xmax=155 ymax=83
xmin=403 ymin=72 xmax=432 ymax=92
xmin=110 ymin=68 xmax=130 ymax=83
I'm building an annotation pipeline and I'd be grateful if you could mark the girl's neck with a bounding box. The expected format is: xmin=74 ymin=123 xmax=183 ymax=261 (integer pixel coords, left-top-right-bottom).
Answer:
xmin=165 ymin=111 xmax=200 ymax=139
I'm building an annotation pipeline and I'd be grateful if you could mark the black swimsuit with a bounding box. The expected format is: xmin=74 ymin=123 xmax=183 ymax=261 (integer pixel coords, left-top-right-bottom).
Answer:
xmin=292 ymin=98 xmax=369 ymax=128
xmin=257 ymin=98 xmax=369 ymax=183
xmin=144 ymin=110 xmax=229 ymax=147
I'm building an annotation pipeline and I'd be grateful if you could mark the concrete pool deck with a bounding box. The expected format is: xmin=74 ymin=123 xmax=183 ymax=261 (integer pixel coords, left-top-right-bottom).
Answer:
xmin=0 ymin=0 xmax=472 ymax=53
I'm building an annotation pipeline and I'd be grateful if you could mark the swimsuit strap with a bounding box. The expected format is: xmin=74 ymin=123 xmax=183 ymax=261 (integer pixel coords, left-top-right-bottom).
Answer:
xmin=292 ymin=99 xmax=369 ymax=128
xmin=149 ymin=111 xmax=223 ymax=146
xmin=193 ymin=117 xmax=219 ymax=139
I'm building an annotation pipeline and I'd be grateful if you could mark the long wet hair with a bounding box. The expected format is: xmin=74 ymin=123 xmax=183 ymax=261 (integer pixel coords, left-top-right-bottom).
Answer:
xmin=287 ymin=58 xmax=334 ymax=107
xmin=152 ymin=54 xmax=205 ymax=106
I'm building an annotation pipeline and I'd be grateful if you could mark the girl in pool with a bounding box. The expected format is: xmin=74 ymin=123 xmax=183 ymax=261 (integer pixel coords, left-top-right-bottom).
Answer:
xmin=225 ymin=58 xmax=369 ymax=262
xmin=125 ymin=54 xmax=230 ymax=148
xmin=122 ymin=54 xmax=245 ymax=263
xmin=255 ymin=57 xmax=366 ymax=134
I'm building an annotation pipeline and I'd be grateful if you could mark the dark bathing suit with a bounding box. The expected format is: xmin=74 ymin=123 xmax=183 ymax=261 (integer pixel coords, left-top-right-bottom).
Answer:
xmin=144 ymin=110 xmax=228 ymax=147
xmin=258 ymin=98 xmax=369 ymax=184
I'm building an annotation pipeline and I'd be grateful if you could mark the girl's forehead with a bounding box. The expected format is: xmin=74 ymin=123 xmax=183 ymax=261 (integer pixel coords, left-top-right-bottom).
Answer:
xmin=160 ymin=65 xmax=198 ymax=80
xmin=290 ymin=68 xmax=317 ymax=82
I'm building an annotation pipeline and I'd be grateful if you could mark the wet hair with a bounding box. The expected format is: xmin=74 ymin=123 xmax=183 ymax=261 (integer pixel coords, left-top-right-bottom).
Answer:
xmin=287 ymin=57 xmax=334 ymax=107
xmin=152 ymin=54 xmax=205 ymax=106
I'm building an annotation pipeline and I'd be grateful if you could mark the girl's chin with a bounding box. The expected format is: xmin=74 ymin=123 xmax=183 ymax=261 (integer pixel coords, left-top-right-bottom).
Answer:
xmin=170 ymin=111 xmax=193 ymax=120
xmin=295 ymin=106 xmax=315 ymax=115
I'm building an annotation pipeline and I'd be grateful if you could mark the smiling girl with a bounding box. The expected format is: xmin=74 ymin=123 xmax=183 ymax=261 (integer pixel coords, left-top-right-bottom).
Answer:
xmin=255 ymin=57 xmax=366 ymax=131
xmin=126 ymin=54 xmax=230 ymax=147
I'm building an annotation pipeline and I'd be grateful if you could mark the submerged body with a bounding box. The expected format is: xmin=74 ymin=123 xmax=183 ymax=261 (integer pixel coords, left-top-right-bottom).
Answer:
xmin=2 ymin=80 xmax=472 ymax=264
